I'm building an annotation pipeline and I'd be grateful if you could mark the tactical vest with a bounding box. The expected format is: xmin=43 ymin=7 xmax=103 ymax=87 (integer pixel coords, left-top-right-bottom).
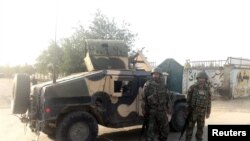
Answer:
xmin=145 ymin=80 xmax=167 ymax=109
xmin=191 ymin=86 xmax=209 ymax=108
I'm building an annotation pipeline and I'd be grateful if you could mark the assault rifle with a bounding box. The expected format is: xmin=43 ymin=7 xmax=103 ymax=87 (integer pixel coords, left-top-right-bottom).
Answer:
xmin=139 ymin=115 xmax=149 ymax=141
xmin=179 ymin=107 xmax=192 ymax=141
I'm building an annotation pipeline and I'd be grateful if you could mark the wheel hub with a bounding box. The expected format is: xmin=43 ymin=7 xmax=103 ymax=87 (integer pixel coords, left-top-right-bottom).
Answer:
xmin=69 ymin=122 xmax=89 ymax=141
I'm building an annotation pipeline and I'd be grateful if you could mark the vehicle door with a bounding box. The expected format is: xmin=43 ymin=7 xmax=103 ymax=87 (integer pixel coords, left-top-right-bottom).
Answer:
xmin=107 ymin=75 xmax=140 ymax=126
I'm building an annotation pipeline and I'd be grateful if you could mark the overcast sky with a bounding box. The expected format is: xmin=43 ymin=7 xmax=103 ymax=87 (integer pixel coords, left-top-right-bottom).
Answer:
xmin=0 ymin=0 xmax=250 ymax=66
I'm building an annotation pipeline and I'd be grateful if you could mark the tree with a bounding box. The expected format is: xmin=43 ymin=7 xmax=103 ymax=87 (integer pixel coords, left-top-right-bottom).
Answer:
xmin=35 ymin=40 xmax=64 ymax=74
xmin=61 ymin=36 xmax=86 ymax=75
xmin=35 ymin=10 xmax=137 ymax=75
xmin=87 ymin=9 xmax=137 ymax=49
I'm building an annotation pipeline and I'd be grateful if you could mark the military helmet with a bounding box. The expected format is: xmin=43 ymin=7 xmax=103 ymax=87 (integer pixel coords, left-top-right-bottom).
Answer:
xmin=151 ymin=67 xmax=162 ymax=75
xmin=196 ymin=71 xmax=208 ymax=79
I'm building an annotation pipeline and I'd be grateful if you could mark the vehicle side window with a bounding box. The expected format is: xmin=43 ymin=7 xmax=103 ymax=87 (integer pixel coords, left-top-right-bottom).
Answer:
xmin=122 ymin=80 xmax=132 ymax=94
xmin=112 ymin=77 xmax=133 ymax=97
xmin=114 ymin=80 xmax=123 ymax=92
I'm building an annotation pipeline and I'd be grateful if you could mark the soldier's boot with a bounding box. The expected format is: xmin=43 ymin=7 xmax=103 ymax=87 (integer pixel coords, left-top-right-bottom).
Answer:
xmin=185 ymin=136 xmax=192 ymax=141
xmin=158 ymin=128 xmax=168 ymax=141
xmin=195 ymin=132 xmax=203 ymax=141
xmin=158 ymin=136 xmax=167 ymax=141
xmin=185 ymin=126 xmax=194 ymax=141
xmin=145 ymin=137 xmax=154 ymax=141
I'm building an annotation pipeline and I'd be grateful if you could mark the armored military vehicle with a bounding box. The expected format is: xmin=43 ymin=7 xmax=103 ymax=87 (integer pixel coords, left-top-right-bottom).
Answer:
xmin=11 ymin=39 xmax=187 ymax=141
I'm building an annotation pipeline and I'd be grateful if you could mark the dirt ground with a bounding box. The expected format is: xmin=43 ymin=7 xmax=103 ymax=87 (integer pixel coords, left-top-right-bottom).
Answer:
xmin=1 ymin=78 xmax=250 ymax=141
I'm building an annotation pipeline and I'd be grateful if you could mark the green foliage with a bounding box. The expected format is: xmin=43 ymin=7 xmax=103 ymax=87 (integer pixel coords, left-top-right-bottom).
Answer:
xmin=35 ymin=40 xmax=64 ymax=74
xmin=35 ymin=9 xmax=137 ymax=75
xmin=61 ymin=37 xmax=86 ymax=75
xmin=87 ymin=9 xmax=137 ymax=49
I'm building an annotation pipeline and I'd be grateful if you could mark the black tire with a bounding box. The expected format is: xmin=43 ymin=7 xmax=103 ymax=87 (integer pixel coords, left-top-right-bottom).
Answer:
xmin=170 ymin=102 xmax=187 ymax=132
xmin=56 ymin=111 xmax=98 ymax=141
xmin=11 ymin=73 xmax=30 ymax=114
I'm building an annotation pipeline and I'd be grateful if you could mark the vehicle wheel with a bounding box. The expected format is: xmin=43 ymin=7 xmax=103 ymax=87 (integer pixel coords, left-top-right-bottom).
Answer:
xmin=11 ymin=73 xmax=30 ymax=114
xmin=170 ymin=102 xmax=187 ymax=132
xmin=56 ymin=111 xmax=98 ymax=141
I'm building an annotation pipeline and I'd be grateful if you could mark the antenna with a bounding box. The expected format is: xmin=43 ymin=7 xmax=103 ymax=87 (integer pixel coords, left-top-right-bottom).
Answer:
xmin=52 ymin=0 xmax=59 ymax=83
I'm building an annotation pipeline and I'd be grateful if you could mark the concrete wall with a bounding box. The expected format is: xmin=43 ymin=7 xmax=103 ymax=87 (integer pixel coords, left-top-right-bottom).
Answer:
xmin=182 ymin=68 xmax=225 ymax=97
xmin=183 ymin=66 xmax=250 ymax=99
xmin=230 ymin=68 xmax=250 ymax=98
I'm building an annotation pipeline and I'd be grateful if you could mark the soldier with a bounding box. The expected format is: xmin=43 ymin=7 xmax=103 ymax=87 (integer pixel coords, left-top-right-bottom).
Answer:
xmin=141 ymin=68 xmax=169 ymax=141
xmin=185 ymin=71 xmax=212 ymax=141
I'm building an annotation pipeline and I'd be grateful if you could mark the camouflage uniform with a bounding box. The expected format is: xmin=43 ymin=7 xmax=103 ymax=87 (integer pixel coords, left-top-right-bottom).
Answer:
xmin=185 ymin=71 xmax=211 ymax=141
xmin=142 ymin=68 xmax=169 ymax=141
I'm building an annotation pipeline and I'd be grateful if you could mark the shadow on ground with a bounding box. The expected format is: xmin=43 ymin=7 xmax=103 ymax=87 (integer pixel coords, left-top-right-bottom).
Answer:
xmin=97 ymin=125 xmax=208 ymax=141
xmin=97 ymin=128 xmax=142 ymax=141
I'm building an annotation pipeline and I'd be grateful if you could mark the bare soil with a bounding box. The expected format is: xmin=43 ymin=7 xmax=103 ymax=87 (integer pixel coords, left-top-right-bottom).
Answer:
xmin=1 ymin=78 xmax=250 ymax=141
